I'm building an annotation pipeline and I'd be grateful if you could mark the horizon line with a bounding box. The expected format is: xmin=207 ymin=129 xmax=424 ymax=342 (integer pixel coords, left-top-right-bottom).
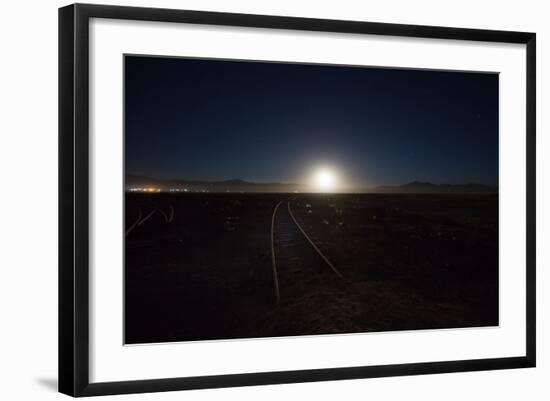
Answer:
xmin=125 ymin=174 xmax=498 ymax=189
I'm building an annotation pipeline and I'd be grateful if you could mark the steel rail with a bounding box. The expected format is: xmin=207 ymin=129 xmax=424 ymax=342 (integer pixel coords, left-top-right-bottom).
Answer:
xmin=125 ymin=208 xmax=142 ymax=237
xmin=270 ymin=201 xmax=283 ymax=306
xmin=138 ymin=208 xmax=157 ymax=226
xmin=286 ymin=201 xmax=344 ymax=280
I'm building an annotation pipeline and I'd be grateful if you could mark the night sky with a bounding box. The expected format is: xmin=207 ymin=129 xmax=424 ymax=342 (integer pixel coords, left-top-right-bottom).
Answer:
xmin=125 ymin=55 xmax=498 ymax=187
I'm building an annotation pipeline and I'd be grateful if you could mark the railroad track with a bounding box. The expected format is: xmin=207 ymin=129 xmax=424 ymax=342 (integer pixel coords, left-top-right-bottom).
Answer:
xmin=125 ymin=204 xmax=174 ymax=237
xmin=270 ymin=200 xmax=344 ymax=305
xmin=127 ymin=198 xmax=343 ymax=307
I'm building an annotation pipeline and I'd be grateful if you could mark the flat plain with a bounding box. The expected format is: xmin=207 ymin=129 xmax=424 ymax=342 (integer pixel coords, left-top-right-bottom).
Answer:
xmin=124 ymin=193 xmax=498 ymax=344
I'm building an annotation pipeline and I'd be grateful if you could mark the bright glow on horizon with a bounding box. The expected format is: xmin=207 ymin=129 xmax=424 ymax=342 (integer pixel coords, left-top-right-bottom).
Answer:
xmin=312 ymin=168 xmax=338 ymax=192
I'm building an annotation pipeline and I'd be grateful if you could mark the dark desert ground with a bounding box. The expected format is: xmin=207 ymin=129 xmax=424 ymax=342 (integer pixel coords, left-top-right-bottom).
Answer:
xmin=124 ymin=192 xmax=498 ymax=344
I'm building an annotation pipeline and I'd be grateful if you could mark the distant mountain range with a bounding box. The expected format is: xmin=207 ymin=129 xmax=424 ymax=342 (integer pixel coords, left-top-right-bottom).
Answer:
xmin=371 ymin=181 xmax=497 ymax=194
xmin=126 ymin=175 xmax=497 ymax=194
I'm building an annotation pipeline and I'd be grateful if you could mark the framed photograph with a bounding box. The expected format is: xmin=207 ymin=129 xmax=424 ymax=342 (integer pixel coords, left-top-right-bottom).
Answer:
xmin=59 ymin=3 xmax=536 ymax=397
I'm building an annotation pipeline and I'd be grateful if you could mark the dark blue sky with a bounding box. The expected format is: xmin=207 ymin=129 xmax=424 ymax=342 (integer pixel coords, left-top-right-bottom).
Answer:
xmin=125 ymin=55 xmax=498 ymax=187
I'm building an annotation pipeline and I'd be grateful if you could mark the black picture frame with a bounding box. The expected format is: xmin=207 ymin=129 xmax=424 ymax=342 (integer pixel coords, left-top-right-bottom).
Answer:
xmin=59 ymin=3 xmax=536 ymax=397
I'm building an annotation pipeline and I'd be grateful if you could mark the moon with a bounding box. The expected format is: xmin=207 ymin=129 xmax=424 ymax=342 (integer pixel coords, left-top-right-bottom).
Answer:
xmin=312 ymin=168 xmax=338 ymax=192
